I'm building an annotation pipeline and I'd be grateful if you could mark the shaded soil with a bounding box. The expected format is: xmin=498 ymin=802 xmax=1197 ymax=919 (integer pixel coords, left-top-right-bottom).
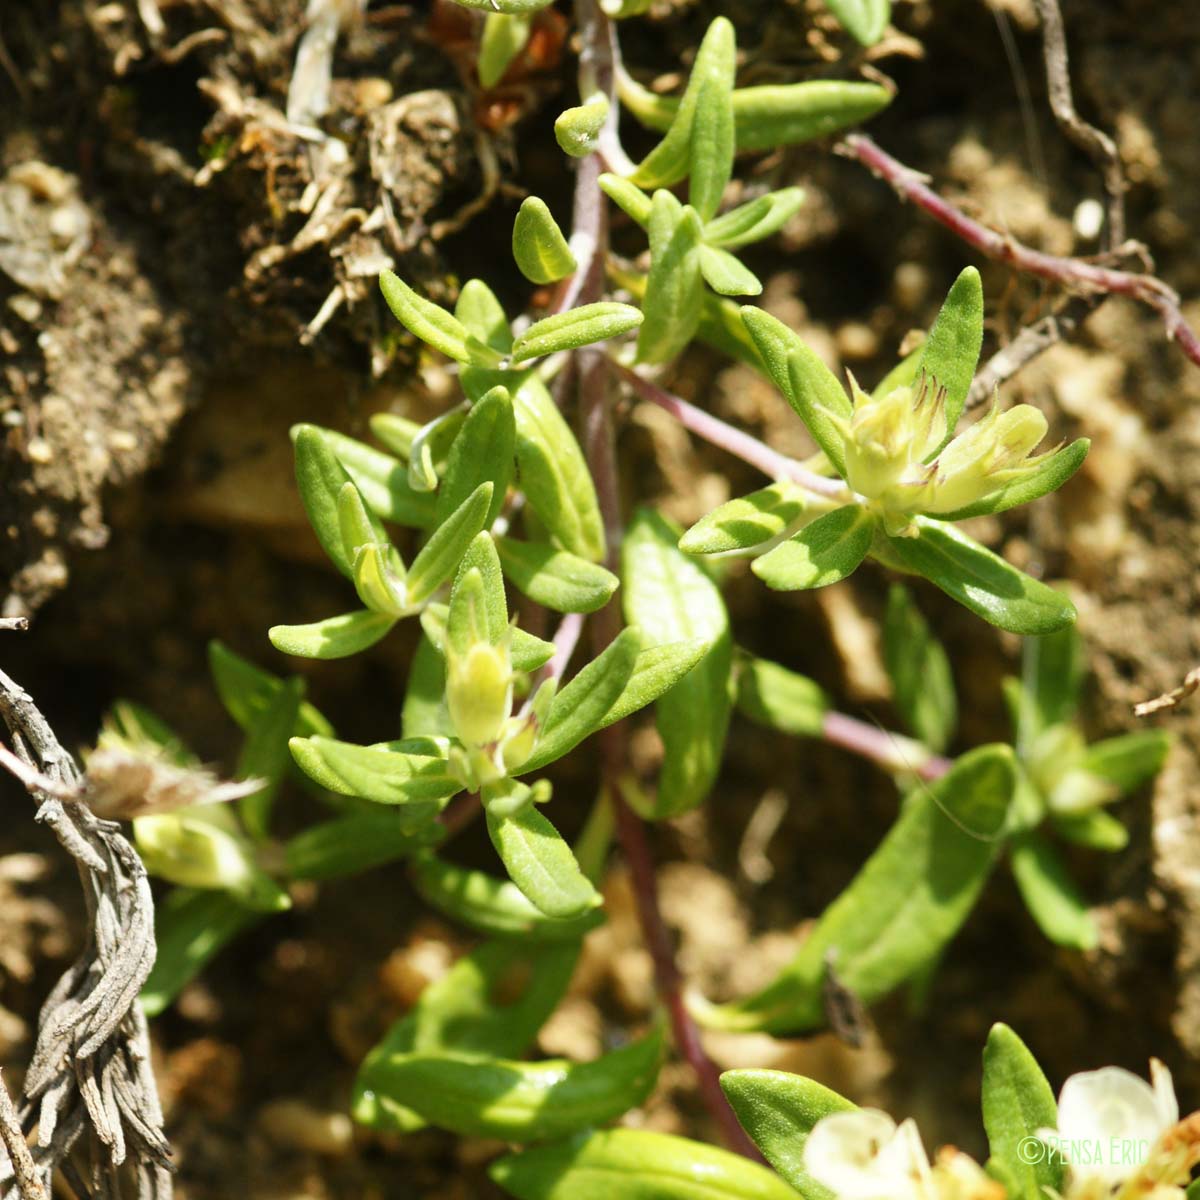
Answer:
xmin=2 ymin=0 xmax=1199 ymax=1195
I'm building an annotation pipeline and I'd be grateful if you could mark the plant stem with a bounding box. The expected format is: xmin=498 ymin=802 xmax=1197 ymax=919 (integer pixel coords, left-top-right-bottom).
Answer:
xmin=839 ymin=133 xmax=1200 ymax=370
xmin=821 ymin=710 xmax=951 ymax=781
xmin=569 ymin=0 xmax=762 ymax=1160
xmin=609 ymin=359 xmax=851 ymax=500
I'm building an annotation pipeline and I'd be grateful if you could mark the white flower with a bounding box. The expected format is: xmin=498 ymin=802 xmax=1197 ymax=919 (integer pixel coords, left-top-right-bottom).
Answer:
xmin=804 ymin=1110 xmax=931 ymax=1200
xmin=1041 ymin=1060 xmax=1179 ymax=1189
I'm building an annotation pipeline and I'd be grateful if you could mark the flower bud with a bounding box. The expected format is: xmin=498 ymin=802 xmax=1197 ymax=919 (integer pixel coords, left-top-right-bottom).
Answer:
xmin=446 ymin=642 xmax=513 ymax=749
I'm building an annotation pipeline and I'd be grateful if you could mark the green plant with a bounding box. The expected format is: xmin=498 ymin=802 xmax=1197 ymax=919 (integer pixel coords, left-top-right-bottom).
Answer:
xmin=107 ymin=0 xmax=1184 ymax=1193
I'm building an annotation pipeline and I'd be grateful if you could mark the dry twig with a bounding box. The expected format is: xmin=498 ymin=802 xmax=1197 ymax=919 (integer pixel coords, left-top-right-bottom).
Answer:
xmin=1134 ymin=667 xmax=1200 ymax=718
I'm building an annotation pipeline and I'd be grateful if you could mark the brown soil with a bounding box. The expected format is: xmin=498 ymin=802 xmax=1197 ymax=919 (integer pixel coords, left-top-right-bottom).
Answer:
xmin=2 ymin=0 xmax=1199 ymax=1195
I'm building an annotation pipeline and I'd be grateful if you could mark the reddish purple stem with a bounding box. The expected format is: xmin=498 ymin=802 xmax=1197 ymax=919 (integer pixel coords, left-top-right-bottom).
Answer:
xmin=842 ymin=133 xmax=1200 ymax=370
xmin=821 ymin=711 xmax=952 ymax=781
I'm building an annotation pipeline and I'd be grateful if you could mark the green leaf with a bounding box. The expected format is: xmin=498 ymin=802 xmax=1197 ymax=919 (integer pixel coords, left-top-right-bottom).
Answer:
xmin=411 ymin=852 xmax=605 ymax=941
xmin=354 ymin=939 xmax=579 ymax=1132
xmin=522 ymin=638 xmax=707 ymax=774
xmin=884 ymin=584 xmax=957 ymax=753
xmin=1051 ymin=807 xmax=1129 ymax=853
xmin=720 ymin=1070 xmax=855 ymax=1196
xmin=367 ymin=411 xmax=422 ymax=459
xmin=497 ymin=536 xmax=618 ymax=613
xmin=736 ymin=654 xmax=829 ymax=738
xmin=379 ymin=270 xmax=504 ymax=367
xmin=872 ymin=345 xmax=923 ymax=400
xmin=555 ymin=95 xmax=610 ymax=158
xmin=703 ymin=188 xmax=805 ymax=249
xmin=352 ymin=542 xmax=409 ymax=616
xmin=630 ymin=17 xmax=737 ymax=193
xmin=698 ymin=245 xmax=762 ymax=297
xmin=365 ymin=1028 xmax=663 ymax=1142
xmin=318 ymin=428 xmax=436 ymax=527
xmin=883 ymin=519 xmax=1076 ymax=635
xmin=437 ymin=387 xmax=515 ymax=527
xmin=269 ymin=610 xmax=396 ymax=659
xmin=208 ymin=641 xmax=331 ymax=738
xmin=422 ymin=602 xmax=555 ymax=674
xmin=492 ymin=1129 xmax=801 ymax=1200
xmin=687 ymin=23 xmax=737 ymax=222
xmin=622 ymin=509 xmax=733 ymax=818
xmin=402 ymin=632 xmax=452 ymax=738
xmin=619 ymin=70 xmax=892 ymax=153
xmin=406 ymin=482 xmax=494 ymax=604
xmin=455 ymin=278 xmax=514 ymax=353
xmin=510 ymin=374 xmax=607 ymax=561
xmin=512 ymin=303 xmax=643 ymax=364
xmin=407 ymin=405 xmax=468 ymax=493
xmin=1009 ymin=831 xmax=1097 ymax=950
xmin=981 ymin=1023 xmax=1063 ymax=1200
xmin=702 ymin=744 xmax=1015 ymax=1033
xmin=1014 ymin=622 xmax=1085 ymax=743
xmin=934 ymin=439 xmax=1090 ymax=520
xmin=916 ymin=266 xmax=984 ymax=456
xmin=236 ymin=675 xmax=302 ymax=840
xmin=637 ymin=192 xmax=705 ymax=365
xmin=680 ymin=484 xmax=809 ymax=557
xmin=1080 ymin=731 xmax=1172 ymax=795
xmin=487 ymin=804 xmax=602 ymax=918
xmin=598 ymin=173 xmax=653 ymax=226
xmin=450 ymin=532 xmax=510 ymax=648
xmin=140 ymin=889 xmax=258 ymax=1018
xmin=285 ymin=812 xmax=441 ymax=880
xmin=293 ymin=425 xmax=389 ymax=578
xmin=822 ymin=0 xmax=890 ymax=45
xmin=513 ymin=197 xmax=578 ymax=285
xmin=289 ymin=736 xmax=461 ymax=829
xmin=752 ymin=506 xmax=872 ymax=590
xmin=479 ymin=10 xmax=532 ymax=88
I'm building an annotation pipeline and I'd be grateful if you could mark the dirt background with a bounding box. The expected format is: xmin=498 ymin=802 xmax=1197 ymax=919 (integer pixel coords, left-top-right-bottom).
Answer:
xmin=1 ymin=0 xmax=1199 ymax=1195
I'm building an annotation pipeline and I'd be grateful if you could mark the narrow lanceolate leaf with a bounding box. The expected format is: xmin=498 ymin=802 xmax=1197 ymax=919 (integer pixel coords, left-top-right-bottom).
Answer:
xmin=884 ymin=584 xmax=957 ymax=753
xmin=630 ymin=17 xmax=737 ymax=192
xmin=492 ymin=1129 xmax=801 ymax=1200
xmin=487 ymin=804 xmax=602 ymax=918
xmin=479 ymin=10 xmax=532 ymax=89
xmin=497 ymin=536 xmax=618 ymax=613
xmin=512 ymin=197 xmax=577 ymax=285
xmin=455 ymin=278 xmax=514 ymax=353
xmin=368 ymin=411 xmax=422 ymax=459
xmin=720 ymin=1070 xmax=855 ymax=1196
xmin=452 ymin=532 xmax=510 ymax=647
xmin=379 ymin=270 xmax=504 ymax=367
xmin=411 ymin=853 xmax=605 ymax=941
xmin=208 ymin=641 xmax=331 ymax=738
xmin=285 ymin=812 xmax=442 ymax=881
xmin=402 ymin=632 xmax=451 ymax=738
xmin=1019 ymin=622 xmax=1084 ymax=738
xmin=637 ymin=194 xmax=706 ymax=365
xmin=354 ymin=939 xmax=578 ymax=1132
xmin=319 ymin=428 xmax=436 ymax=527
xmin=916 ymin=266 xmax=985 ymax=455
xmin=421 ymin=602 xmax=555 ymax=673
xmin=512 ymin=375 xmax=606 ymax=562
xmin=407 ymin=405 xmax=468 ymax=493
xmin=521 ymin=638 xmax=708 ymax=774
xmin=883 ymin=519 xmax=1076 ymax=635
xmin=406 ymin=482 xmax=494 ymax=604
xmin=1080 ymin=730 xmax=1172 ymax=794
xmin=687 ymin=23 xmax=737 ymax=222
xmin=935 ymin=440 xmax=1090 ymax=521
xmin=703 ymin=188 xmax=805 ymax=250
xmin=622 ymin=510 xmax=733 ymax=818
xmin=236 ymin=675 xmax=302 ymax=840
xmin=365 ymin=1029 xmax=663 ymax=1142
xmin=269 ymin=610 xmax=396 ymax=660
xmin=1009 ymin=831 xmax=1097 ymax=951
xmin=141 ymin=889 xmax=257 ymax=1017
xmin=752 ymin=506 xmax=872 ymax=590
xmin=293 ymin=425 xmax=388 ymax=578
xmin=702 ymin=745 xmax=1016 ymax=1034
xmin=680 ymin=484 xmax=809 ymax=557
xmin=437 ymin=387 xmax=515 ymax=527
xmin=1052 ymin=807 xmax=1129 ymax=853
xmin=981 ymin=1023 xmax=1064 ymax=1200
xmin=698 ymin=245 xmax=762 ymax=297
xmin=289 ymin=736 xmax=461 ymax=830
xmin=555 ymin=95 xmax=610 ymax=158
xmin=822 ymin=0 xmax=891 ymax=46
xmin=736 ymin=655 xmax=829 ymax=738
xmin=598 ymin=173 xmax=653 ymax=226
xmin=511 ymin=303 xmax=643 ymax=364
